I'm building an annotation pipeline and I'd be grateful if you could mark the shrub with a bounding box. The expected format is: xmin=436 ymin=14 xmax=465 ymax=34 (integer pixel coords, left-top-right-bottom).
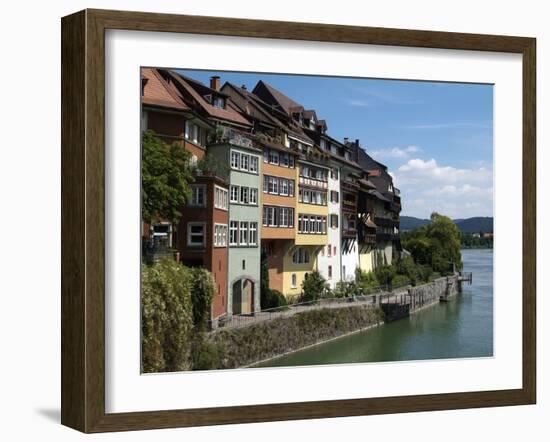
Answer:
xmin=141 ymin=259 xmax=194 ymax=373
xmin=188 ymin=267 xmax=215 ymax=332
xmin=355 ymin=268 xmax=379 ymax=294
xmin=374 ymin=265 xmax=396 ymax=288
xmin=392 ymin=274 xmax=411 ymax=288
xmin=263 ymin=289 xmax=288 ymax=310
xmin=301 ymin=271 xmax=329 ymax=302
xmin=333 ymin=280 xmax=360 ymax=298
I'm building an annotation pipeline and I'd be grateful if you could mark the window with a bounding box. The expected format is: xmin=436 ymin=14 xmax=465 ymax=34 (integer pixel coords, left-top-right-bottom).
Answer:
xmin=231 ymin=151 xmax=240 ymax=169
xmin=214 ymin=224 xmax=228 ymax=247
xmin=212 ymin=96 xmax=225 ymax=108
xmin=242 ymin=260 xmax=246 ymax=270
xmin=331 ymin=168 xmax=338 ymax=180
xmin=249 ymin=188 xmax=258 ymax=205
xmin=327 ymin=245 xmax=332 ymax=257
xmin=230 ymin=185 xmax=239 ymax=203
xmin=229 ymin=221 xmax=238 ymax=245
xmin=328 ymin=265 xmax=332 ymax=279
xmin=282 ymin=153 xmax=290 ymax=167
xmin=263 ymin=175 xmax=269 ymax=193
xmin=250 ymin=156 xmax=259 ymax=173
xmin=263 ymin=149 xmax=269 ymax=163
xmin=240 ymin=153 xmax=249 ymax=171
xmin=189 ymin=185 xmax=206 ymax=207
xmin=298 ymin=214 xmax=327 ymax=234
xmin=289 ymin=155 xmax=295 ymax=168
xmin=263 ymin=206 xmax=294 ymax=228
xmin=268 ymin=150 xmax=279 ymax=165
xmin=330 ymin=191 xmax=339 ymax=203
xmin=239 ymin=221 xmax=248 ymax=245
xmin=289 ymin=180 xmax=295 ymax=197
xmin=240 ymin=186 xmax=249 ymax=204
xmin=280 ymin=179 xmax=288 ymax=196
xmin=292 ymin=248 xmax=310 ymax=264
xmin=333 ymin=246 xmax=337 ymax=256
xmin=248 ymin=222 xmax=258 ymax=245
xmin=331 ymin=214 xmax=339 ymax=228
xmin=187 ymin=223 xmax=205 ymax=247
xmin=184 ymin=121 xmax=205 ymax=146
xmin=291 ymin=274 xmax=297 ymax=288
xmin=214 ymin=186 xmax=228 ymax=210
xmin=299 ymin=189 xmax=327 ymax=205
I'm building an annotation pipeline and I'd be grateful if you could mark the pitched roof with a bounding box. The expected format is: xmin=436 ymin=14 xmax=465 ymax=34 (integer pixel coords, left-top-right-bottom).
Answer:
xmin=141 ymin=68 xmax=190 ymax=111
xmin=165 ymin=70 xmax=252 ymax=128
xmin=222 ymin=82 xmax=288 ymax=129
xmin=252 ymin=80 xmax=303 ymax=114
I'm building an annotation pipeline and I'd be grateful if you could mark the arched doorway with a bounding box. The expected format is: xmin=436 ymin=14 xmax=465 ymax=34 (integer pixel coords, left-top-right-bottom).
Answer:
xmin=232 ymin=278 xmax=255 ymax=315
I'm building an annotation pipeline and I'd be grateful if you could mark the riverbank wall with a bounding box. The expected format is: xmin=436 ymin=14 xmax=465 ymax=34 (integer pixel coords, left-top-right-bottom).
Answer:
xmin=382 ymin=275 xmax=460 ymax=321
xmin=193 ymin=275 xmax=460 ymax=369
xmin=194 ymin=306 xmax=383 ymax=370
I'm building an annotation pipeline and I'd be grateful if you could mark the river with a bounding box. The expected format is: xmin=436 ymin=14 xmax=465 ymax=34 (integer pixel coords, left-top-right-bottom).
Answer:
xmin=256 ymin=249 xmax=493 ymax=368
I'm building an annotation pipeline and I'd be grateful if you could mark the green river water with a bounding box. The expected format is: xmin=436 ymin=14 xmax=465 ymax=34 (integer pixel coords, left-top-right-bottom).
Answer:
xmin=257 ymin=249 xmax=493 ymax=368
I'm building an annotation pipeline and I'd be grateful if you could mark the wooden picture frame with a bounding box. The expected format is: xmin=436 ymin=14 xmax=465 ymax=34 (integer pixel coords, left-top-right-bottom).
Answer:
xmin=61 ymin=8 xmax=536 ymax=433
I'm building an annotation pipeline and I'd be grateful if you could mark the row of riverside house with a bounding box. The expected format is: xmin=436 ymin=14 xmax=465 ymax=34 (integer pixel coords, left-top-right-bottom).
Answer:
xmin=141 ymin=68 xmax=402 ymax=327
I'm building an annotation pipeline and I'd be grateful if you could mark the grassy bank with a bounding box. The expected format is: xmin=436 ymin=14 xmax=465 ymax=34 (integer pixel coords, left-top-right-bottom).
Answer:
xmin=193 ymin=306 xmax=384 ymax=370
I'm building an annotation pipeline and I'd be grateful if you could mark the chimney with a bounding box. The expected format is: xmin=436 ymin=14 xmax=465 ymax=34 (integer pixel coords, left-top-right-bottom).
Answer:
xmin=210 ymin=76 xmax=220 ymax=91
xmin=343 ymin=137 xmax=349 ymax=145
xmin=241 ymin=84 xmax=247 ymax=90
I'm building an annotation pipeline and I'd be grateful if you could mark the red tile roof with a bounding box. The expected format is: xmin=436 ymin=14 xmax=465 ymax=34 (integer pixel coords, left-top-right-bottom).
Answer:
xmin=141 ymin=68 xmax=189 ymax=111
xmin=167 ymin=71 xmax=252 ymax=128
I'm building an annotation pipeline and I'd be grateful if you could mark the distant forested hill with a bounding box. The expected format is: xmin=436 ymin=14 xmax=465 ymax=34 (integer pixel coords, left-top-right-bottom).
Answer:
xmin=400 ymin=216 xmax=431 ymax=231
xmin=454 ymin=217 xmax=493 ymax=233
xmin=400 ymin=216 xmax=493 ymax=233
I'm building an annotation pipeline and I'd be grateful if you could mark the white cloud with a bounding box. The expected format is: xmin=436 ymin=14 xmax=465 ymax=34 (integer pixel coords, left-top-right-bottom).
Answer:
xmin=370 ymin=145 xmax=420 ymax=159
xmin=394 ymin=158 xmax=493 ymax=219
xmin=347 ymin=99 xmax=369 ymax=107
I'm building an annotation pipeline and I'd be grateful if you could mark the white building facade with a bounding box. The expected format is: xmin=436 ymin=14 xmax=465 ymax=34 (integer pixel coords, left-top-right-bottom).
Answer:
xmin=317 ymin=161 xmax=341 ymax=288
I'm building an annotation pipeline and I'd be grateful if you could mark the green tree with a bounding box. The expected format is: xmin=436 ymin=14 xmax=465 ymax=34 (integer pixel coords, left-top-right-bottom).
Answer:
xmin=402 ymin=212 xmax=463 ymax=274
xmin=301 ymin=271 xmax=329 ymax=302
xmin=141 ymin=130 xmax=194 ymax=225
xmin=141 ymin=259 xmax=194 ymax=373
xmin=188 ymin=267 xmax=215 ymax=332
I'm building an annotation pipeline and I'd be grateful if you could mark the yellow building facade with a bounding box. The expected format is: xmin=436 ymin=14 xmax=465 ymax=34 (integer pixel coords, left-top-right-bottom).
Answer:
xmin=281 ymin=160 xmax=330 ymax=299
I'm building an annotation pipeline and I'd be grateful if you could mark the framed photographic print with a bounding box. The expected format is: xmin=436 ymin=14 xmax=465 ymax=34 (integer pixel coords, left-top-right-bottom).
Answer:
xmin=61 ymin=9 xmax=536 ymax=433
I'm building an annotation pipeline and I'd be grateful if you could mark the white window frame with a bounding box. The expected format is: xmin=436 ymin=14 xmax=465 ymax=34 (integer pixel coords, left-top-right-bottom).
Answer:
xmin=239 ymin=221 xmax=248 ymax=245
xmin=240 ymin=186 xmax=249 ymax=204
xmin=189 ymin=185 xmax=206 ymax=207
xmin=249 ymin=188 xmax=258 ymax=205
xmin=250 ymin=156 xmax=259 ymax=174
xmin=187 ymin=222 xmax=206 ymax=247
xmin=231 ymin=151 xmax=240 ymax=169
xmin=214 ymin=185 xmax=228 ymax=211
xmin=230 ymin=185 xmax=239 ymax=203
xmin=248 ymin=222 xmax=258 ymax=246
xmin=280 ymin=179 xmax=288 ymax=196
xmin=229 ymin=221 xmax=238 ymax=246
xmin=269 ymin=150 xmax=279 ymax=165
xmin=240 ymin=153 xmax=249 ymax=171
xmin=213 ymin=223 xmax=228 ymax=247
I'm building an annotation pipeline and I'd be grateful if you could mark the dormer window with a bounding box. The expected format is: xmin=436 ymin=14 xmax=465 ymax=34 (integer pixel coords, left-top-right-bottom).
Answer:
xmin=212 ymin=96 xmax=225 ymax=109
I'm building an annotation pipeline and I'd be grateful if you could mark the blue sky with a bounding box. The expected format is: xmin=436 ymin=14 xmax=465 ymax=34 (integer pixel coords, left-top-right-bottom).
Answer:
xmin=177 ymin=69 xmax=494 ymax=219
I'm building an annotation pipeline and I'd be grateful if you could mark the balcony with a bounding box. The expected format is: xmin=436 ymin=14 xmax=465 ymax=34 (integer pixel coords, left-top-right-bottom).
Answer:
xmin=342 ymin=180 xmax=359 ymax=191
xmin=298 ymin=175 xmax=328 ymax=190
xmin=342 ymin=227 xmax=357 ymax=238
xmin=361 ymin=233 xmax=377 ymax=245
